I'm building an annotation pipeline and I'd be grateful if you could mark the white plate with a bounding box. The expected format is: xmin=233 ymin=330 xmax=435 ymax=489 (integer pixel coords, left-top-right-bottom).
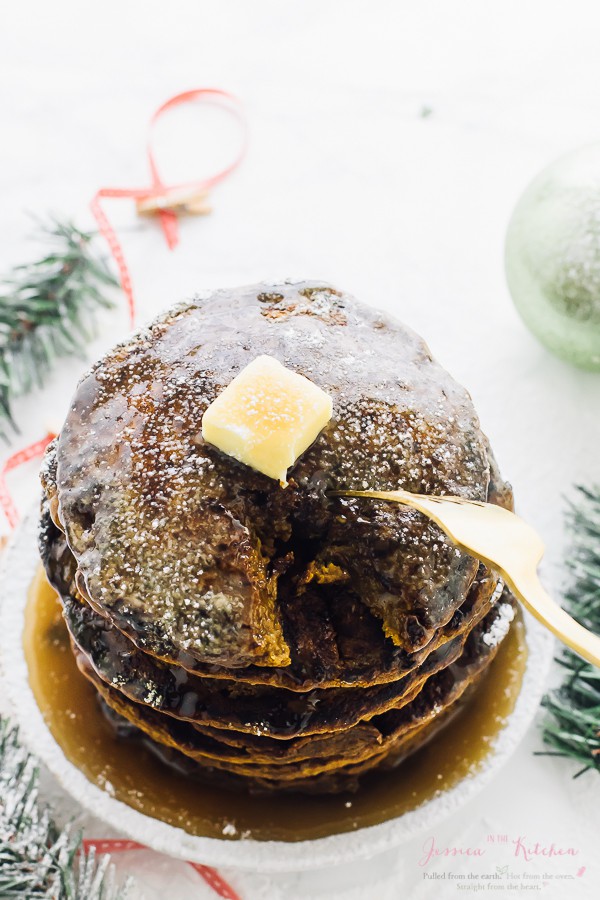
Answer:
xmin=0 ymin=510 xmax=554 ymax=873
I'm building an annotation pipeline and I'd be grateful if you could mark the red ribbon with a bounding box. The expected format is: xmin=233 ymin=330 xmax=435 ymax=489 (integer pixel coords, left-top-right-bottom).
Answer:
xmin=91 ymin=88 xmax=247 ymax=327
xmin=83 ymin=840 xmax=241 ymax=900
xmin=0 ymin=433 xmax=55 ymax=529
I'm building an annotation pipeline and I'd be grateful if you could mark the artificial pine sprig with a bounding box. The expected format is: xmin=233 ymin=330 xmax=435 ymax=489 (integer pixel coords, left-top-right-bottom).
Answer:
xmin=539 ymin=486 xmax=600 ymax=775
xmin=0 ymin=218 xmax=117 ymax=441
xmin=0 ymin=716 xmax=130 ymax=899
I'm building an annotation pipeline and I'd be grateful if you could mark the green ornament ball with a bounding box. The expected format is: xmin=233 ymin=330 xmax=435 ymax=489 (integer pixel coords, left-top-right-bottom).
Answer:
xmin=505 ymin=144 xmax=600 ymax=371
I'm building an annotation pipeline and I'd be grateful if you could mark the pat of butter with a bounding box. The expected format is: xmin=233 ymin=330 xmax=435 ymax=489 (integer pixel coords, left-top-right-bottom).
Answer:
xmin=201 ymin=355 xmax=333 ymax=484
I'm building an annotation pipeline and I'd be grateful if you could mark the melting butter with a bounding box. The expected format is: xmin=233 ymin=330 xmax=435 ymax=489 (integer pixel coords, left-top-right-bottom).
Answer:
xmin=201 ymin=355 xmax=333 ymax=484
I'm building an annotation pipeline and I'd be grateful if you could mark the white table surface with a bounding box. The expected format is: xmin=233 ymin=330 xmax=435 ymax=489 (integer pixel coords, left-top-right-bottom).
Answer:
xmin=1 ymin=1 xmax=600 ymax=897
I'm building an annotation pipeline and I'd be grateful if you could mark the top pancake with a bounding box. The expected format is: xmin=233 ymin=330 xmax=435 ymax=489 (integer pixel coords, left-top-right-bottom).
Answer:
xmin=49 ymin=282 xmax=503 ymax=671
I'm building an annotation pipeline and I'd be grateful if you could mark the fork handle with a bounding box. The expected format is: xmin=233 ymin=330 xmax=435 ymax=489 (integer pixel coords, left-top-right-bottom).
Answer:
xmin=507 ymin=572 xmax=600 ymax=668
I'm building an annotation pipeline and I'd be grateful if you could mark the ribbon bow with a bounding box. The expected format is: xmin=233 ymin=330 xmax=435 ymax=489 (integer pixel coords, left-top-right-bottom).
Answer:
xmin=91 ymin=88 xmax=247 ymax=327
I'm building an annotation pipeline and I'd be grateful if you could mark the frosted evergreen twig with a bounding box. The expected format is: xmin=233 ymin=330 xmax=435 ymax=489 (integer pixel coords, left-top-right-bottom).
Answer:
xmin=0 ymin=218 xmax=117 ymax=442
xmin=538 ymin=486 xmax=600 ymax=775
xmin=0 ymin=717 xmax=130 ymax=899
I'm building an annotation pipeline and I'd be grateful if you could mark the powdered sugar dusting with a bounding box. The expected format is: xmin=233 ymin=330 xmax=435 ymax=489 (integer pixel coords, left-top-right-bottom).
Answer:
xmin=482 ymin=602 xmax=515 ymax=648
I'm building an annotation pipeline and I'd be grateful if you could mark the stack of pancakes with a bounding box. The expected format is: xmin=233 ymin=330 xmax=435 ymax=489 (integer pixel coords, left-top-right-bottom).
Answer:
xmin=39 ymin=282 xmax=516 ymax=794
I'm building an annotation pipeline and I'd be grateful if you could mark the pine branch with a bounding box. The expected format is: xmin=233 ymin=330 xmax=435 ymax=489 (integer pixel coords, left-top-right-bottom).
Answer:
xmin=538 ymin=486 xmax=600 ymax=775
xmin=0 ymin=218 xmax=117 ymax=442
xmin=0 ymin=716 xmax=131 ymax=899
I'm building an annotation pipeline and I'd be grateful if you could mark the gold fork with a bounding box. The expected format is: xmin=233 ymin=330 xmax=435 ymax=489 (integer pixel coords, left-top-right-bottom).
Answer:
xmin=335 ymin=489 xmax=600 ymax=668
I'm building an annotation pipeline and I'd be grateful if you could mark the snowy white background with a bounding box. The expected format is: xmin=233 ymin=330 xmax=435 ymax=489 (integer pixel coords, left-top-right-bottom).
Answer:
xmin=1 ymin=1 xmax=600 ymax=897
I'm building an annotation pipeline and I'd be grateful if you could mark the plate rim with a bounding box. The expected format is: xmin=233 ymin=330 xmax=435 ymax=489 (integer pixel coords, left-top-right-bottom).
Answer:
xmin=0 ymin=508 xmax=555 ymax=873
